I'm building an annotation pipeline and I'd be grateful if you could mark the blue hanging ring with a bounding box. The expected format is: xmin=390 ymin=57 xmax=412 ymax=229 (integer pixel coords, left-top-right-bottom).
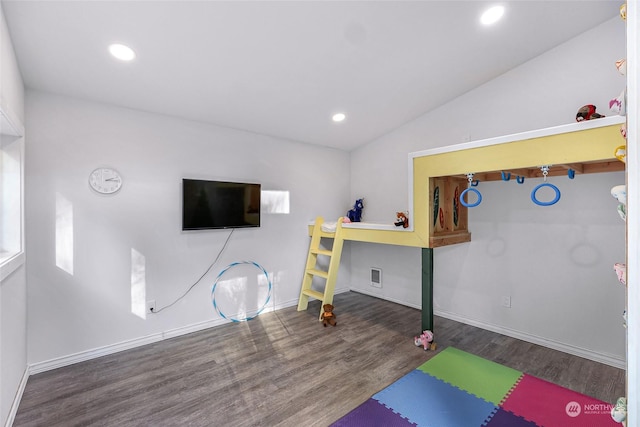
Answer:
xmin=501 ymin=171 xmax=511 ymax=181
xmin=211 ymin=261 xmax=272 ymax=322
xmin=516 ymin=176 xmax=525 ymax=184
xmin=531 ymin=183 xmax=561 ymax=206
xmin=460 ymin=187 xmax=482 ymax=208
xmin=471 ymin=180 xmax=480 ymax=187
xmin=568 ymin=169 xmax=575 ymax=179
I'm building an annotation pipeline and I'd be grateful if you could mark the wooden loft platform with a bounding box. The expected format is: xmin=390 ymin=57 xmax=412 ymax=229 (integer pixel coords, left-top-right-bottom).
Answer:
xmin=313 ymin=116 xmax=626 ymax=249
xmin=412 ymin=115 xmax=626 ymax=247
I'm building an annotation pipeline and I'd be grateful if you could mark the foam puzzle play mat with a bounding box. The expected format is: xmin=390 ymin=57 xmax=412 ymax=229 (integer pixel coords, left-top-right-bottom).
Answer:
xmin=331 ymin=347 xmax=620 ymax=427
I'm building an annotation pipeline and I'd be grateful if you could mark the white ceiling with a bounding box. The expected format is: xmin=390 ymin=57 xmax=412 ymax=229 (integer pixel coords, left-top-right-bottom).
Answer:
xmin=2 ymin=1 xmax=621 ymax=151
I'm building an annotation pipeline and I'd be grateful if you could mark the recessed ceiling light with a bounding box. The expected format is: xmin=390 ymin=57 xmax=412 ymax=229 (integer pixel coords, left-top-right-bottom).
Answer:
xmin=480 ymin=5 xmax=505 ymax=26
xmin=108 ymin=43 xmax=136 ymax=61
xmin=332 ymin=113 xmax=346 ymax=122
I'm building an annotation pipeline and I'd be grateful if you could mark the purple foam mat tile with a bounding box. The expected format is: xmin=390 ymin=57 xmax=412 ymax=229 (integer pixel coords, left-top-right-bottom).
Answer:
xmin=330 ymin=398 xmax=417 ymax=427
xmin=483 ymin=408 xmax=540 ymax=427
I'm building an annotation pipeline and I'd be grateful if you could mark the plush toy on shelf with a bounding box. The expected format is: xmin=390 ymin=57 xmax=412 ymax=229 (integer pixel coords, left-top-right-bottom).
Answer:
xmin=347 ymin=198 xmax=364 ymax=222
xmin=611 ymin=184 xmax=627 ymax=221
xmin=321 ymin=304 xmax=337 ymax=327
xmin=610 ymin=90 xmax=627 ymax=116
xmin=414 ymin=330 xmax=437 ymax=351
xmin=395 ymin=211 xmax=409 ymax=228
xmin=576 ymin=104 xmax=605 ymax=122
xmin=614 ymin=263 xmax=626 ymax=286
xmin=616 ymin=59 xmax=627 ymax=76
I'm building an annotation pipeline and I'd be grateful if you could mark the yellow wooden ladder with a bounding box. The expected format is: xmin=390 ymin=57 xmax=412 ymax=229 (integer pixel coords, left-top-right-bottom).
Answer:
xmin=297 ymin=216 xmax=345 ymax=319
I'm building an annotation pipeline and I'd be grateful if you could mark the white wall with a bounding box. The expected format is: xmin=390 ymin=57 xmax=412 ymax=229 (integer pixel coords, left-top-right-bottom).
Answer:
xmin=0 ymin=3 xmax=27 ymax=426
xmin=624 ymin=1 xmax=639 ymax=423
xmin=25 ymin=91 xmax=350 ymax=366
xmin=0 ymin=3 xmax=23 ymax=125
xmin=349 ymin=17 xmax=627 ymax=366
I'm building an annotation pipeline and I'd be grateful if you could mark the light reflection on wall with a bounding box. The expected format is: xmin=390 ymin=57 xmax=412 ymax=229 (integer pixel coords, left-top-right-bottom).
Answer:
xmin=261 ymin=190 xmax=290 ymax=214
xmin=215 ymin=268 xmax=271 ymax=319
xmin=131 ymin=248 xmax=146 ymax=319
xmin=1 ymin=136 xmax=22 ymax=260
xmin=55 ymin=192 xmax=74 ymax=275
xmin=218 ymin=276 xmax=249 ymax=318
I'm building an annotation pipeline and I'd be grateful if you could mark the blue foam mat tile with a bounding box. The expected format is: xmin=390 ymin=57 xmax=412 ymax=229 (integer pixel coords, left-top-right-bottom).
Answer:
xmin=373 ymin=370 xmax=498 ymax=427
xmin=330 ymin=398 xmax=417 ymax=427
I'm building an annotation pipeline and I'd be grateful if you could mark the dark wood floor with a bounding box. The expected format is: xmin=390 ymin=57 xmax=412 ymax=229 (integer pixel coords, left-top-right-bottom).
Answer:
xmin=14 ymin=291 xmax=625 ymax=427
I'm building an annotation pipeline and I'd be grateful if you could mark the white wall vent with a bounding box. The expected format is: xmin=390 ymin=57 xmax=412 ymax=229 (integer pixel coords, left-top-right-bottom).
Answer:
xmin=371 ymin=268 xmax=382 ymax=288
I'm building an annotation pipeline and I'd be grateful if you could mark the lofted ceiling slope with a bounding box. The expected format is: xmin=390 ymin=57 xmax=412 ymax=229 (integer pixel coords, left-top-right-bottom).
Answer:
xmin=1 ymin=1 xmax=621 ymax=150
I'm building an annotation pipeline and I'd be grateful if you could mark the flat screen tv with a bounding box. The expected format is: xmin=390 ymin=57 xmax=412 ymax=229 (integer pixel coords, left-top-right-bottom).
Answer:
xmin=182 ymin=179 xmax=261 ymax=230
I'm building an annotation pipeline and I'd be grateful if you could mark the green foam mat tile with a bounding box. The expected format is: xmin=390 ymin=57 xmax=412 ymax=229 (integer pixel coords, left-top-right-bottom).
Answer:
xmin=417 ymin=347 xmax=522 ymax=405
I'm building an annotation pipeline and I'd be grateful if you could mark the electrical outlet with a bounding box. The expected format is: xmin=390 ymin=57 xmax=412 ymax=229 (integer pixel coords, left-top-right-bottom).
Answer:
xmin=147 ymin=300 xmax=156 ymax=313
xmin=501 ymin=296 xmax=511 ymax=308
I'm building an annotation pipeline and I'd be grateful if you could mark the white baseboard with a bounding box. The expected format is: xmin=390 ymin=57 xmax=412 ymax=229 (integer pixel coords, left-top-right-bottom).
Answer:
xmin=349 ymin=289 xmax=626 ymax=369
xmin=29 ymin=333 xmax=165 ymax=375
xmin=28 ymin=292 xmax=337 ymax=375
xmin=435 ymin=309 xmax=626 ymax=370
xmin=4 ymin=367 xmax=28 ymax=427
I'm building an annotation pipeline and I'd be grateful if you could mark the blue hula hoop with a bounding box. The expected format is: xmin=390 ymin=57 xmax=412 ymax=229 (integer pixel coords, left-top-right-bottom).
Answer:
xmin=211 ymin=261 xmax=272 ymax=322
xmin=531 ymin=182 xmax=561 ymax=206
xmin=460 ymin=187 xmax=482 ymax=208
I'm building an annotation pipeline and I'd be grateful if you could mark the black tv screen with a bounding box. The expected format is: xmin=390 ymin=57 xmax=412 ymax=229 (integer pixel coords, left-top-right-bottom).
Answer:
xmin=182 ymin=179 xmax=261 ymax=230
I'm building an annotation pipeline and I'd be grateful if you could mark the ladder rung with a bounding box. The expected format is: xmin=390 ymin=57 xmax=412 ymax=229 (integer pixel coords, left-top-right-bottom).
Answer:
xmin=302 ymin=289 xmax=324 ymax=300
xmin=306 ymin=268 xmax=328 ymax=279
xmin=311 ymin=248 xmax=333 ymax=257
xmin=306 ymin=268 xmax=329 ymax=279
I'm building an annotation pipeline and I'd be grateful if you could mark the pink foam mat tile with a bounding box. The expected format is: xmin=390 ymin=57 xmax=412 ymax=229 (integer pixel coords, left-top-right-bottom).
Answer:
xmin=500 ymin=374 xmax=619 ymax=427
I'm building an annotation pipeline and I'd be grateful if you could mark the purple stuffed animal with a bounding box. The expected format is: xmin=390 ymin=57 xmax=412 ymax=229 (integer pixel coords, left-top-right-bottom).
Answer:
xmin=347 ymin=198 xmax=364 ymax=222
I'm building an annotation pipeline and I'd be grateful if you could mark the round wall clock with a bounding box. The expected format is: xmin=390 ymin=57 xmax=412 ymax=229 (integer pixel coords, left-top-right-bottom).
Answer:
xmin=89 ymin=167 xmax=123 ymax=194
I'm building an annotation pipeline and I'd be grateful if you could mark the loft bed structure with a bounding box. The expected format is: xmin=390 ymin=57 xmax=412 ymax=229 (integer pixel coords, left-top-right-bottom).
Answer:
xmin=299 ymin=115 xmax=627 ymax=331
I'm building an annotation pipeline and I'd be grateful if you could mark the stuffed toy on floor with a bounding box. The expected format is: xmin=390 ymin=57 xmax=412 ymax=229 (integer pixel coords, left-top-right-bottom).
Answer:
xmin=611 ymin=396 xmax=627 ymax=426
xmin=414 ymin=330 xmax=437 ymax=351
xmin=321 ymin=304 xmax=337 ymax=327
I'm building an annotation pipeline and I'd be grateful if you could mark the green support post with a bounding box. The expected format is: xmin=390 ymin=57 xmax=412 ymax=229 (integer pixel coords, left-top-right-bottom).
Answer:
xmin=421 ymin=248 xmax=434 ymax=332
